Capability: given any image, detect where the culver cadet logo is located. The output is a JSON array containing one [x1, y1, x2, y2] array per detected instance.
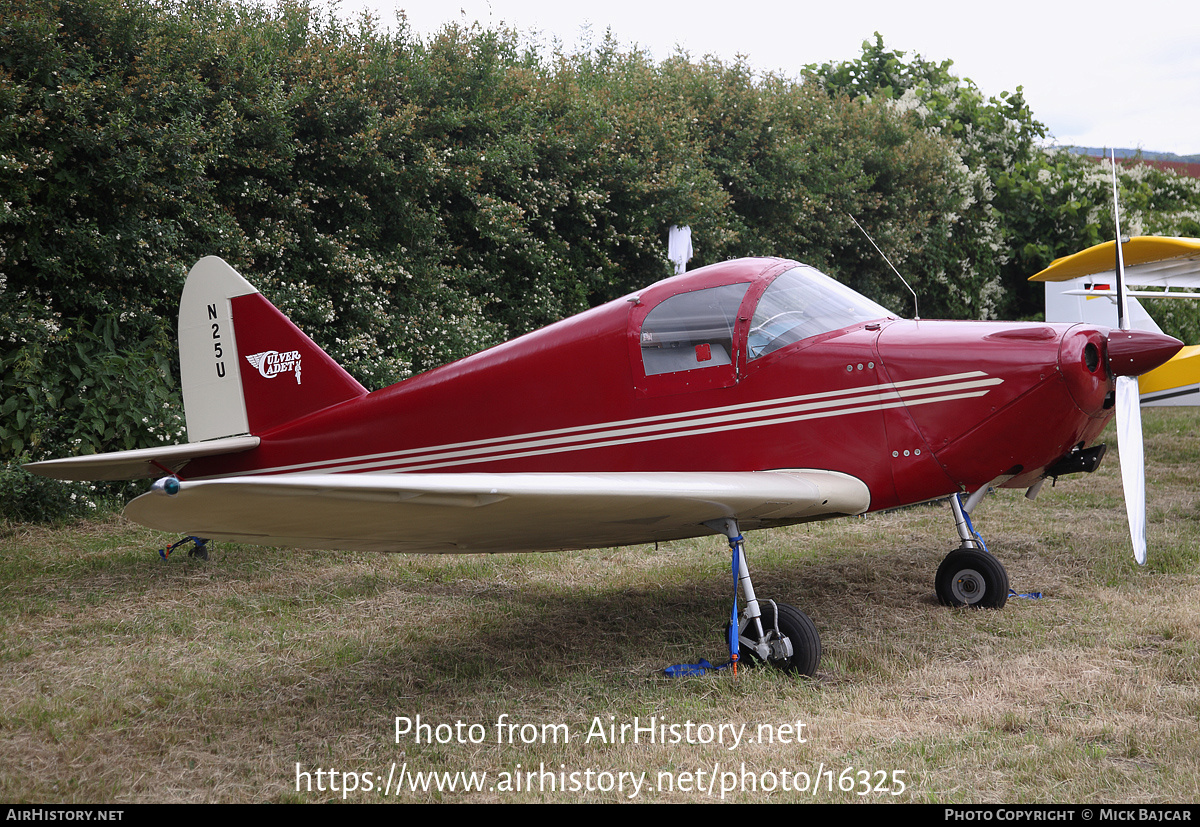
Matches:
[[245, 349, 303, 384]]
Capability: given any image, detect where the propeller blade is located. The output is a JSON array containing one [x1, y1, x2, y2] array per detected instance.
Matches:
[[1109, 149, 1146, 565], [1116, 374, 1147, 565]]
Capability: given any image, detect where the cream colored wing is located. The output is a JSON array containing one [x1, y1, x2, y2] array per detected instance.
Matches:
[[123, 470, 871, 553]]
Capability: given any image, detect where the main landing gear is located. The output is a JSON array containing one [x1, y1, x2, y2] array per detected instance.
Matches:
[[705, 518, 821, 676], [935, 493, 1009, 609]]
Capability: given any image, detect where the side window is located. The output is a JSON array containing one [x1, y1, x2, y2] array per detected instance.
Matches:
[[640, 283, 750, 375]]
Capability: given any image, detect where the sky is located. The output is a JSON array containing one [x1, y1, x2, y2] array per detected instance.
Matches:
[[335, 0, 1200, 156]]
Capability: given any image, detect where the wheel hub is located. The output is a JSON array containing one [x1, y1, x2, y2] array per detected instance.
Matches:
[[935, 546, 1010, 609], [951, 568, 985, 604], [765, 634, 794, 662]]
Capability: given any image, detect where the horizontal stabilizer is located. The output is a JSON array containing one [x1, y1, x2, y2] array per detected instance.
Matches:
[[24, 436, 260, 481], [124, 470, 871, 553]]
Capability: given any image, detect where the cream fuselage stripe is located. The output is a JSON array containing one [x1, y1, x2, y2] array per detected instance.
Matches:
[[201, 371, 1002, 478]]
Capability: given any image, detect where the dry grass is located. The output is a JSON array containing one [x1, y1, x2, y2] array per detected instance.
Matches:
[[1, 409, 1198, 803]]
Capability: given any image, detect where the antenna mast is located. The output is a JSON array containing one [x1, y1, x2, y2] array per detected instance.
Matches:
[[849, 214, 919, 320]]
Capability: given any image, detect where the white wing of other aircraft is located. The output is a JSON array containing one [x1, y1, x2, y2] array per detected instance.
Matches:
[[1031, 237, 1200, 406]]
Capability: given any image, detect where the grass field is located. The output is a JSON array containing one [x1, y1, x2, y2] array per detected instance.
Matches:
[[1, 409, 1198, 803]]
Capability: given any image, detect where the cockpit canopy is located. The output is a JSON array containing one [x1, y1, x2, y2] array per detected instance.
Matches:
[[638, 264, 892, 377], [747, 265, 893, 359]]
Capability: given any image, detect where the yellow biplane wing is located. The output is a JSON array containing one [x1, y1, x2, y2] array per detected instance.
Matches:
[[1030, 236, 1200, 288]]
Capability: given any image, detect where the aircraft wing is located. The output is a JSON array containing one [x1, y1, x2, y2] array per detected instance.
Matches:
[[23, 436, 261, 481], [1029, 236, 1200, 288], [123, 470, 871, 553]]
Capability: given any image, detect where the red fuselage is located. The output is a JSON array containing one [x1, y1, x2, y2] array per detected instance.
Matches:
[[181, 258, 1151, 513]]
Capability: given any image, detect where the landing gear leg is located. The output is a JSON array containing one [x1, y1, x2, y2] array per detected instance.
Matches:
[[705, 518, 821, 676], [950, 490, 993, 551], [937, 494, 1008, 608]]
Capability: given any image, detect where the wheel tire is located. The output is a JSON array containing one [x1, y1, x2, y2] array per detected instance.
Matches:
[[726, 601, 821, 677], [935, 547, 1009, 609]]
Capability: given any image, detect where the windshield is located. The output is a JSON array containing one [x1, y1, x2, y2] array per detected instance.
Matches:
[[748, 266, 892, 359]]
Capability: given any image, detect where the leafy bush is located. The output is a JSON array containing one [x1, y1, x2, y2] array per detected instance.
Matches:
[[1, 312, 182, 460], [0, 458, 94, 523]]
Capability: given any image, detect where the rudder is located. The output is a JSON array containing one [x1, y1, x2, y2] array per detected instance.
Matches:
[[179, 257, 367, 442]]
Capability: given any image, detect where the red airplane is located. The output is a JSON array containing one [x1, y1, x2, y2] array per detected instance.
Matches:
[[27, 255, 1181, 676]]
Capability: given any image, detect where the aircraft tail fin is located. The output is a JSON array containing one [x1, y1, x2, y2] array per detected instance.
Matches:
[[179, 257, 367, 442]]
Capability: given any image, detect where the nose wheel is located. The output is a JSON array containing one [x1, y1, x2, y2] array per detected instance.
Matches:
[[937, 492, 1009, 608], [935, 546, 1009, 608]]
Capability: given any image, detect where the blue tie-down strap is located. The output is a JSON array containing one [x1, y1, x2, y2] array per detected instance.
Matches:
[[729, 536, 741, 667], [664, 659, 734, 677], [1009, 588, 1043, 600]]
